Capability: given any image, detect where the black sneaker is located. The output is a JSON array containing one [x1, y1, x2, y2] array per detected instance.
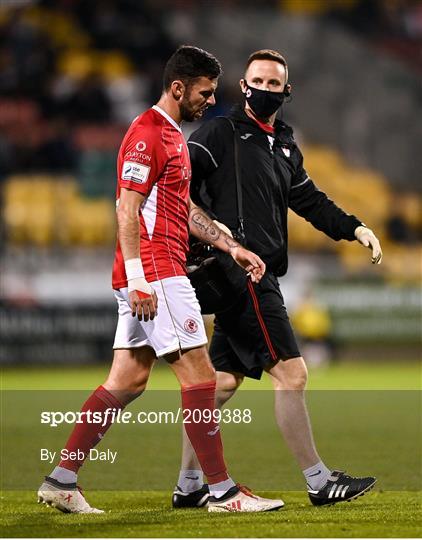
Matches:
[[308, 470, 376, 506], [172, 484, 209, 508]]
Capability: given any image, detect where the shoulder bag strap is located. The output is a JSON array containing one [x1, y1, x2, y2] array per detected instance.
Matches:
[[224, 117, 246, 245]]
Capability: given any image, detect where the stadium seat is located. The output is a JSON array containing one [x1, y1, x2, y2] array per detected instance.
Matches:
[[58, 50, 97, 80], [100, 51, 134, 80], [3, 175, 115, 247], [23, 5, 90, 49]]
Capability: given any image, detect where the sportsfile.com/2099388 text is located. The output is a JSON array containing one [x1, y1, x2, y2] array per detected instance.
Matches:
[[40, 408, 252, 427]]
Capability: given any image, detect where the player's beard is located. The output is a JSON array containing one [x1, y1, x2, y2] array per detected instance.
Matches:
[[179, 97, 197, 122], [180, 92, 206, 122]]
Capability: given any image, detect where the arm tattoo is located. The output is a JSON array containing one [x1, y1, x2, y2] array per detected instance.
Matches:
[[189, 208, 241, 251], [225, 237, 239, 252], [190, 210, 221, 243]]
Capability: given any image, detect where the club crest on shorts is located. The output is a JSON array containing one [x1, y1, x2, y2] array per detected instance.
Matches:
[[184, 319, 198, 334]]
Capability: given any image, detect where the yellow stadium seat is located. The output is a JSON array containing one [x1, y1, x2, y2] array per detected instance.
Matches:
[[23, 6, 90, 48], [282, 0, 358, 14], [58, 50, 97, 80], [100, 51, 134, 80]]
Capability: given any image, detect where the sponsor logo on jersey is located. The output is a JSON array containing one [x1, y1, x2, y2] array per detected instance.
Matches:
[[124, 150, 151, 162], [122, 161, 150, 184], [176, 143, 183, 152], [282, 147, 290, 157], [136, 140, 147, 152], [184, 319, 198, 334], [240, 133, 253, 140]]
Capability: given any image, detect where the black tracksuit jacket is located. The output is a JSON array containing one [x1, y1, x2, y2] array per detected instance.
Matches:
[[189, 105, 362, 277]]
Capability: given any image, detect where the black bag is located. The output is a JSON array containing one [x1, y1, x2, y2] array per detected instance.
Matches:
[[187, 241, 247, 314], [187, 119, 248, 314]]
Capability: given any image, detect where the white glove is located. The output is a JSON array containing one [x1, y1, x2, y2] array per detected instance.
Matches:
[[213, 220, 233, 238], [354, 226, 383, 264]]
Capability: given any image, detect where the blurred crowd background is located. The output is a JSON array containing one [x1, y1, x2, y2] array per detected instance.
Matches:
[[1, 0, 421, 365]]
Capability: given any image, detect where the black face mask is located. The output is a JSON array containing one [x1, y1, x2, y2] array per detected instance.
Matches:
[[243, 82, 285, 118]]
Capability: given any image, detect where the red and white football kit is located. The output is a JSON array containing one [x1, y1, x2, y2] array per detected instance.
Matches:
[[52, 111, 228, 490], [112, 105, 207, 356]]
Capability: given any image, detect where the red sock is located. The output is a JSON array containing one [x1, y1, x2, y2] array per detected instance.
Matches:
[[181, 380, 228, 484], [59, 385, 123, 473]]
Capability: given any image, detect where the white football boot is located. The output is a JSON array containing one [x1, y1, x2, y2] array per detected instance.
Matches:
[[208, 484, 284, 512], [37, 476, 104, 514]]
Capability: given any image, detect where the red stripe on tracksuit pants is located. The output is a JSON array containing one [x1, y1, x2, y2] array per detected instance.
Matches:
[[247, 280, 278, 361]]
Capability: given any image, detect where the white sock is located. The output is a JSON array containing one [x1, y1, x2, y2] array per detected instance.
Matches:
[[303, 461, 332, 491], [177, 469, 203, 493], [49, 466, 77, 485], [209, 477, 236, 498]]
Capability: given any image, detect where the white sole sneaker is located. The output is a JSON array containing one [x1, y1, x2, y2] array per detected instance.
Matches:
[[37, 477, 104, 514], [208, 484, 284, 513]]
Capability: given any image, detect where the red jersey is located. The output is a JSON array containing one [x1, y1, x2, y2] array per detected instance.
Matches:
[[112, 106, 191, 289]]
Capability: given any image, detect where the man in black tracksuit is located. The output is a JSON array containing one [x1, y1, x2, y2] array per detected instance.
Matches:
[[173, 49, 383, 508]]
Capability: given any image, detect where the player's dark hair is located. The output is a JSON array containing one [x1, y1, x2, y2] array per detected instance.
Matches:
[[245, 49, 288, 73], [163, 45, 222, 90]]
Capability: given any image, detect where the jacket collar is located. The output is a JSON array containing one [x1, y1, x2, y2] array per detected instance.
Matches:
[[229, 104, 295, 147]]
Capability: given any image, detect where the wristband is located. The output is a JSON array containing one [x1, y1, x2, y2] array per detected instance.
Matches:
[[125, 258, 145, 280]]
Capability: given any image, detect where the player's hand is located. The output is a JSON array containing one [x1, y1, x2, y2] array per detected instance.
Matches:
[[354, 226, 383, 264], [230, 246, 266, 283], [213, 220, 233, 238], [128, 277, 158, 321]]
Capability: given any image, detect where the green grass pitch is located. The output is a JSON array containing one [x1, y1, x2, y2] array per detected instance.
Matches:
[[1, 361, 421, 538], [2, 491, 421, 538]]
